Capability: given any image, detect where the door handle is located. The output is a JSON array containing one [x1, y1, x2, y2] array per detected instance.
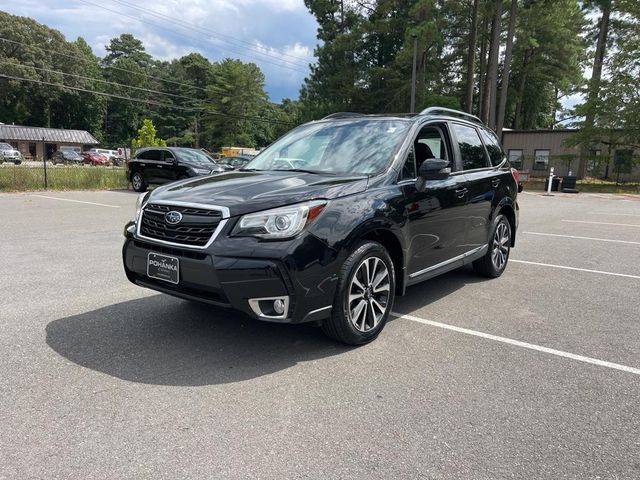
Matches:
[[455, 187, 468, 198], [491, 178, 501, 187]]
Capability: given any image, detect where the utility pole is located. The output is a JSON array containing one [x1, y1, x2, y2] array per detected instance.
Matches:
[[410, 34, 418, 113]]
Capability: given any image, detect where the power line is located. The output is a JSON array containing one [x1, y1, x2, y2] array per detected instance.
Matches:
[[109, 0, 311, 67], [0, 59, 205, 105], [0, 37, 286, 106], [0, 36, 210, 94], [0, 73, 294, 125], [76, 0, 310, 74]]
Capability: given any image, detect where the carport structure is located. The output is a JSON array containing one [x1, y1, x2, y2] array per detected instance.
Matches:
[[0, 124, 99, 160]]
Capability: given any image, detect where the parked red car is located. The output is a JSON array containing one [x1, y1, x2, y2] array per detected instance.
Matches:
[[82, 152, 111, 166]]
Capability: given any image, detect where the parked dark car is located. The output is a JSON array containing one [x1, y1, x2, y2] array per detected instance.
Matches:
[[128, 147, 225, 192], [123, 107, 519, 345], [217, 155, 253, 170], [51, 150, 83, 165]]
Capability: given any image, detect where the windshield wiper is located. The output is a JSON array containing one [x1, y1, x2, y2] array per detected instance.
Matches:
[[239, 167, 262, 171], [269, 168, 336, 175]]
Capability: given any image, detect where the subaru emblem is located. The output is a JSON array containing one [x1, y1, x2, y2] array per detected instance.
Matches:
[[165, 211, 183, 225]]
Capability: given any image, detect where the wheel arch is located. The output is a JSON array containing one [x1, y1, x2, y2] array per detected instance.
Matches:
[[497, 202, 516, 247], [348, 227, 406, 296]]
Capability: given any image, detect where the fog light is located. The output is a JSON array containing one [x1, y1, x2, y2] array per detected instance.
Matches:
[[273, 299, 285, 315]]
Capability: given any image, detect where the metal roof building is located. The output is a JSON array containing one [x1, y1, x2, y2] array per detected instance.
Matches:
[[0, 124, 99, 160], [0, 124, 99, 144]]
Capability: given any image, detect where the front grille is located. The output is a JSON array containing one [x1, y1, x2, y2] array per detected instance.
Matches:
[[139, 203, 224, 247]]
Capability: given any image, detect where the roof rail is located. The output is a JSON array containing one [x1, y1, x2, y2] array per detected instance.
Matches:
[[419, 107, 483, 125], [322, 112, 365, 120]]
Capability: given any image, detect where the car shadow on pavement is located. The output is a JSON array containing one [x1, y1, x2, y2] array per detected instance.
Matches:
[[45, 295, 350, 387], [46, 267, 486, 387], [392, 266, 488, 314]]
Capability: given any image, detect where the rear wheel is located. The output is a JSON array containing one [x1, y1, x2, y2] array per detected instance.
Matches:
[[473, 214, 511, 278], [131, 172, 147, 192], [322, 241, 395, 345]]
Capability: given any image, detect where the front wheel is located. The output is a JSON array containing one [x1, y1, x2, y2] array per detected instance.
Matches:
[[322, 241, 395, 345], [473, 214, 511, 278], [131, 172, 147, 192]]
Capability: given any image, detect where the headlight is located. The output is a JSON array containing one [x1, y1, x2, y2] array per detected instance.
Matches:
[[132, 192, 149, 222], [232, 201, 327, 239]]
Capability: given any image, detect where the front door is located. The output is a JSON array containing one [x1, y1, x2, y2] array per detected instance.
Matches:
[[400, 123, 469, 277]]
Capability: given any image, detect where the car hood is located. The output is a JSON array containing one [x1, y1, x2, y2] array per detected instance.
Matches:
[[149, 171, 369, 217]]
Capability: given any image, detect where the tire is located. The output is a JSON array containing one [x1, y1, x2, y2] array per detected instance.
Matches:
[[322, 241, 396, 345], [131, 172, 147, 192], [473, 213, 511, 278], [14, 160, 21, 165]]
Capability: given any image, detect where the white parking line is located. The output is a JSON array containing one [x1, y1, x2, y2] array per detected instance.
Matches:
[[392, 312, 640, 376], [511, 259, 640, 279], [562, 220, 640, 228], [31, 194, 120, 208], [522, 231, 640, 245], [589, 212, 640, 217]]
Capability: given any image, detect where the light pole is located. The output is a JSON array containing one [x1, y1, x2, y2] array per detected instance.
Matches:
[[410, 33, 418, 113]]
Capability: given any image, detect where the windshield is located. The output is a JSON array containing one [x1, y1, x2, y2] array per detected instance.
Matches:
[[175, 149, 216, 166], [64, 151, 81, 159], [0, 143, 13, 150], [244, 119, 410, 175]]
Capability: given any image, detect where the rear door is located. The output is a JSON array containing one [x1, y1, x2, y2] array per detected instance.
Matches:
[[450, 122, 496, 250], [399, 122, 470, 277]]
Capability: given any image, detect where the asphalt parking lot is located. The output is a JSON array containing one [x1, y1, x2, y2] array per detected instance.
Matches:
[[1, 189, 639, 479]]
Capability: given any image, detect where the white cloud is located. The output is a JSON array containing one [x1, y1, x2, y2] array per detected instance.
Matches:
[[2, 0, 318, 100]]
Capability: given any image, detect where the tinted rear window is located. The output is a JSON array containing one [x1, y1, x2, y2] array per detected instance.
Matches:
[[452, 123, 489, 170]]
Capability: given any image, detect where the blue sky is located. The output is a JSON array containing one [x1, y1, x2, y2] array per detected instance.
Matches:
[[2, 0, 318, 102]]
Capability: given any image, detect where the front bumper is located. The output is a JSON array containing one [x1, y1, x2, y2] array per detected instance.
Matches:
[[122, 224, 340, 324]]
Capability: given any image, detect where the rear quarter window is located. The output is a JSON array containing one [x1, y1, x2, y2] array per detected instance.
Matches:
[[479, 129, 505, 166]]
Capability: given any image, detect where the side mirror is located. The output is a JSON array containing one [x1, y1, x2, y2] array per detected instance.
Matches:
[[416, 159, 450, 191], [418, 158, 450, 180]]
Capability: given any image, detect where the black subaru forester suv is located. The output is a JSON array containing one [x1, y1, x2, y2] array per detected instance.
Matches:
[[123, 107, 519, 345]]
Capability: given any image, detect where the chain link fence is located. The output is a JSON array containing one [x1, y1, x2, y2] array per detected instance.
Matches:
[[0, 162, 129, 191]]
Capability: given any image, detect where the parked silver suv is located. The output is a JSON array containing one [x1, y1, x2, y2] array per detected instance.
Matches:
[[0, 142, 22, 164]]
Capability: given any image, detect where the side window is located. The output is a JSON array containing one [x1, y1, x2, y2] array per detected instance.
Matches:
[[479, 129, 505, 166], [162, 151, 175, 163], [399, 124, 449, 181], [145, 149, 161, 161], [452, 123, 490, 170]]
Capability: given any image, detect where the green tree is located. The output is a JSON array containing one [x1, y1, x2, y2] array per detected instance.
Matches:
[[101, 34, 153, 147], [131, 118, 167, 150], [202, 58, 269, 149]]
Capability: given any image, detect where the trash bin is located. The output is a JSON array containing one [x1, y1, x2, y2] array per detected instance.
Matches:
[[561, 176, 578, 193], [544, 177, 561, 191]]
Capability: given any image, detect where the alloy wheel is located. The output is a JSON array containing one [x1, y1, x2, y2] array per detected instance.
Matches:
[[132, 174, 142, 190], [348, 256, 391, 332], [492, 221, 510, 271]]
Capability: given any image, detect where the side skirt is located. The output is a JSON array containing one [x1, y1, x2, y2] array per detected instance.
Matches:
[[405, 245, 488, 286]]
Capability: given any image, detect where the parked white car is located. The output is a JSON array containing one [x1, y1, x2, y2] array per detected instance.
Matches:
[[0, 142, 22, 164]]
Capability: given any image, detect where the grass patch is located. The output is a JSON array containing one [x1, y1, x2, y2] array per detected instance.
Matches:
[[524, 177, 640, 194], [0, 165, 129, 192]]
